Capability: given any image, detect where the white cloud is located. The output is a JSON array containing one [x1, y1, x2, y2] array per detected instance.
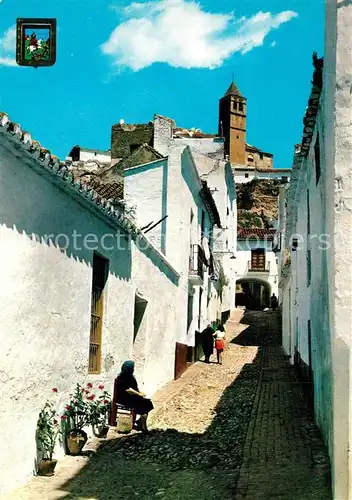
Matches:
[[102, 0, 298, 71], [0, 26, 17, 67]]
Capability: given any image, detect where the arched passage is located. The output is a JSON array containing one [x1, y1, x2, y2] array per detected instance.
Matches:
[[235, 277, 271, 310]]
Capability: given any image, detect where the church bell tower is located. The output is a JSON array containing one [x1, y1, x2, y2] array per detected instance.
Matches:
[[218, 82, 247, 165]]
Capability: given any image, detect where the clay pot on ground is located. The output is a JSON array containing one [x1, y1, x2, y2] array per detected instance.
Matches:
[[65, 429, 88, 455], [93, 425, 109, 438], [37, 459, 58, 476]]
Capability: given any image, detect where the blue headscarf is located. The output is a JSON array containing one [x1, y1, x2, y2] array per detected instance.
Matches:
[[119, 360, 135, 376]]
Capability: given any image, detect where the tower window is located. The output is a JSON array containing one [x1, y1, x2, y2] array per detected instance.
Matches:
[[239, 103, 244, 112], [232, 101, 237, 111], [248, 156, 254, 163]]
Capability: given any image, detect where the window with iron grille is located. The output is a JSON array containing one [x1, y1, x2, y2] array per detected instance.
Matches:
[[89, 253, 108, 374]]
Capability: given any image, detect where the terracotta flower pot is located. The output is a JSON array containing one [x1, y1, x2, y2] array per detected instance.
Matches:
[[65, 429, 88, 456], [37, 459, 58, 476]]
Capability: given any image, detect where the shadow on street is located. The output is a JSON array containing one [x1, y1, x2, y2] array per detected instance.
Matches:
[[52, 312, 329, 500]]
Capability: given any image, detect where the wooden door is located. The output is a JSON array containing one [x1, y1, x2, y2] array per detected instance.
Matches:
[[251, 249, 265, 271]]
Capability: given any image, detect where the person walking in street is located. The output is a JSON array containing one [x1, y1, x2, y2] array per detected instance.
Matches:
[[270, 293, 278, 311], [201, 324, 214, 363], [110, 360, 154, 432], [214, 324, 225, 364]]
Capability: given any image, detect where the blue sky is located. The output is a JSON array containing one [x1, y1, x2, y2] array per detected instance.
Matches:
[[0, 0, 324, 168]]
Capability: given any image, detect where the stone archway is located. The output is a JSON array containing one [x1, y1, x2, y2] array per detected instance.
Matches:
[[236, 277, 271, 310]]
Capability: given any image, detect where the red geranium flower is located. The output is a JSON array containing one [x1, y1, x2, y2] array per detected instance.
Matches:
[[87, 394, 96, 401], [87, 382, 93, 389], [52, 388, 58, 393], [65, 405, 71, 410], [85, 389, 90, 394], [103, 400, 109, 404], [98, 384, 104, 390], [61, 415, 67, 420], [80, 387, 85, 392]]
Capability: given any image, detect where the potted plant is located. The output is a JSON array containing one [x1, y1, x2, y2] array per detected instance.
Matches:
[[62, 383, 90, 455], [87, 384, 111, 438], [36, 397, 62, 476]]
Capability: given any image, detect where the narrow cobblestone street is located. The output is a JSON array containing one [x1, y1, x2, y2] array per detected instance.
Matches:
[[4, 310, 332, 500]]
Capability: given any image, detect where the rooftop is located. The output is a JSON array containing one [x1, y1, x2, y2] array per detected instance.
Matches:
[[173, 127, 219, 139], [69, 145, 111, 155], [0, 111, 180, 280], [0, 111, 134, 232], [246, 143, 273, 157], [224, 81, 242, 98], [237, 228, 276, 240]]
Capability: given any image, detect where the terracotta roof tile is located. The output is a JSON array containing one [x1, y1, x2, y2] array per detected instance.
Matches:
[[237, 228, 276, 240], [91, 181, 123, 200]]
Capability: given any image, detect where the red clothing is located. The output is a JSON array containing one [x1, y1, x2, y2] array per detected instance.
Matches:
[[215, 339, 224, 350]]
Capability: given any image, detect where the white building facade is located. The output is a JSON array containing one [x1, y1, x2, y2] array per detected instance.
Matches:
[[0, 115, 181, 494], [233, 166, 291, 184], [235, 228, 278, 309], [278, 1, 352, 497], [158, 117, 237, 317], [123, 141, 223, 375]]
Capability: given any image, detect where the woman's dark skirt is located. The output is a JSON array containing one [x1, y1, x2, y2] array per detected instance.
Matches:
[[123, 395, 154, 415]]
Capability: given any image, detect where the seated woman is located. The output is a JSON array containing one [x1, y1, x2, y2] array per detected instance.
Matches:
[[110, 360, 154, 432]]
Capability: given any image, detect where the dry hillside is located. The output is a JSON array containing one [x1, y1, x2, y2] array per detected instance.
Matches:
[[236, 179, 281, 228]]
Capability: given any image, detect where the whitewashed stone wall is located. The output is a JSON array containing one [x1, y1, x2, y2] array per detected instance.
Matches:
[[174, 146, 237, 312], [124, 143, 219, 348], [0, 140, 179, 494], [233, 168, 291, 184], [79, 149, 111, 163], [124, 159, 168, 253], [280, 2, 352, 497], [324, 1, 352, 497], [174, 137, 225, 158]]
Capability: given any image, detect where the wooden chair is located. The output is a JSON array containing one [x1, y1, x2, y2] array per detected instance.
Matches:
[[115, 403, 136, 433]]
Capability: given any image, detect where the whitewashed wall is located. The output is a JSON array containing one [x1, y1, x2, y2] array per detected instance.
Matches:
[[280, 2, 352, 495], [233, 169, 291, 184], [174, 137, 224, 158], [0, 142, 179, 494], [324, 1, 352, 497], [124, 143, 218, 347], [79, 150, 111, 163], [124, 159, 167, 253], [177, 150, 237, 312]]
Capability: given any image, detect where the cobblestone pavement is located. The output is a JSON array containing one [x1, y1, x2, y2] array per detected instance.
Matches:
[[234, 312, 331, 500], [3, 310, 332, 500]]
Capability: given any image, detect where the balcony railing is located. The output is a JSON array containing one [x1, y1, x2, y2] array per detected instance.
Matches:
[[247, 260, 270, 273], [189, 244, 206, 284]]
